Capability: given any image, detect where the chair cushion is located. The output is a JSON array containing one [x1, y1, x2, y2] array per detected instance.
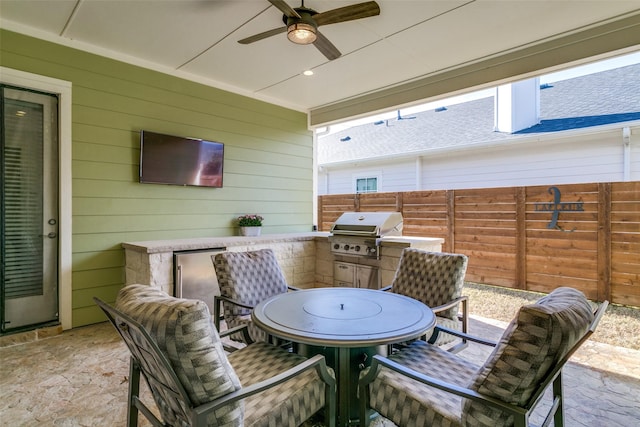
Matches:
[[229, 342, 331, 427], [366, 340, 477, 427], [214, 249, 289, 342], [214, 249, 288, 316], [116, 284, 244, 426], [462, 287, 595, 426], [391, 249, 468, 320]]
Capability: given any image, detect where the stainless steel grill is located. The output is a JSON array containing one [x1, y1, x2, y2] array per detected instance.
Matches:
[[329, 212, 403, 258]]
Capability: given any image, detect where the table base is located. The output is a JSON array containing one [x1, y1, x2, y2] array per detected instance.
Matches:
[[297, 343, 388, 427]]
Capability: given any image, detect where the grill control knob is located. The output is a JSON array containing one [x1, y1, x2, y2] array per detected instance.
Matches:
[[333, 244, 340, 250], [344, 244, 350, 250], [355, 245, 361, 252]]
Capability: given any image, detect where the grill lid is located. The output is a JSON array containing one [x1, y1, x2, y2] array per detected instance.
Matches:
[[330, 212, 403, 237]]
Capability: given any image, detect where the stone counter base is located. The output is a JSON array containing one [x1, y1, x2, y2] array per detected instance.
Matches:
[[123, 233, 443, 297]]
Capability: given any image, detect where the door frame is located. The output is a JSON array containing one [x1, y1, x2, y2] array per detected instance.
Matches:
[[1, 66, 72, 330]]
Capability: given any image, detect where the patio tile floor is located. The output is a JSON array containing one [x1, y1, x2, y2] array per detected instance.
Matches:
[[1, 315, 638, 426]]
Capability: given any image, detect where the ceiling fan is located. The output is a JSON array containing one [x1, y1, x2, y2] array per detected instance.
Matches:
[[238, 0, 381, 60]]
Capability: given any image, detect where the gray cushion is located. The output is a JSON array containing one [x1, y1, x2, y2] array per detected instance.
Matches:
[[391, 249, 468, 347], [462, 287, 595, 426], [391, 249, 468, 320], [228, 342, 330, 427], [116, 284, 244, 426], [366, 340, 476, 427], [213, 249, 288, 342]]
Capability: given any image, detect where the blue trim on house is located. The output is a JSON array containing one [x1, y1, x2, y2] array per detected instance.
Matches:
[[516, 112, 640, 133]]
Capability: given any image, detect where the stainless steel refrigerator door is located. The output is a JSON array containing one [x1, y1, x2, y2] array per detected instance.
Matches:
[[174, 248, 225, 313]]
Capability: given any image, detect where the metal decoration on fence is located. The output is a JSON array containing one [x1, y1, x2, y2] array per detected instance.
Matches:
[[534, 186, 584, 232]]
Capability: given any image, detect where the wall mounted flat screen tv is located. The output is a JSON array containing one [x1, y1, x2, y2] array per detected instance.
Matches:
[[139, 130, 224, 188]]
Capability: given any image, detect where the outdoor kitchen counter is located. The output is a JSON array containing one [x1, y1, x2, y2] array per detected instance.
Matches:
[[121, 233, 441, 254], [122, 232, 444, 299]]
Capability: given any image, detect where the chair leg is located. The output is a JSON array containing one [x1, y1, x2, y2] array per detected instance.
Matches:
[[213, 297, 222, 331], [446, 299, 470, 353], [553, 374, 565, 427], [359, 384, 372, 427], [460, 298, 469, 345], [127, 357, 141, 427], [325, 383, 336, 427]]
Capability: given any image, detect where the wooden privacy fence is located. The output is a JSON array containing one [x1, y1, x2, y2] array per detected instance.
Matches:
[[318, 182, 640, 306]]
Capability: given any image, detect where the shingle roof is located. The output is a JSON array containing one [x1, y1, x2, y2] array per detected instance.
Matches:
[[318, 63, 640, 165]]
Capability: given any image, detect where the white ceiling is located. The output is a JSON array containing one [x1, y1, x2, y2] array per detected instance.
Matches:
[[2, 0, 640, 126]]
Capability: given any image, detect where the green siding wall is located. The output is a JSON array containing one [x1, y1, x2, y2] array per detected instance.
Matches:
[[1, 30, 313, 327]]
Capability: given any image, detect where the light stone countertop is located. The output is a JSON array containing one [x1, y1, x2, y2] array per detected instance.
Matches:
[[122, 232, 330, 254], [122, 232, 443, 254]]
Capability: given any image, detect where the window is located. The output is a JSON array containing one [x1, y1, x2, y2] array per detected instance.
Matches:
[[356, 177, 377, 193]]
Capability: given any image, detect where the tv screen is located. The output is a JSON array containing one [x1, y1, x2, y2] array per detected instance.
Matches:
[[139, 130, 224, 188]]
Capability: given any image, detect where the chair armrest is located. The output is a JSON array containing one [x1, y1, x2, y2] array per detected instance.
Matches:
[[219, 324, 254, 347], [192, 354, 336, 417], [360, 355, 527, 418], [429, 325, 497, 347], [430, 295, 468, 314], [214, 295, 255, 310], [213, 295, 256, 332]]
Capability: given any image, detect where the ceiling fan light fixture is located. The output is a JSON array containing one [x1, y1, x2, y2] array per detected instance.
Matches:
[[287, 22, 317, 44]]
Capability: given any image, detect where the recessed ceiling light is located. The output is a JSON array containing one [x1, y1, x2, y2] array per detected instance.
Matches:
[[303, 70, 314, 76]]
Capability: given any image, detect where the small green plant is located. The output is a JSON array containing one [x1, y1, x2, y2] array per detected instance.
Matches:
[[237, 214, 263, 227]]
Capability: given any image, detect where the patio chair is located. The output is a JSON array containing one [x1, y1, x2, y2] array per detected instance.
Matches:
[[95, 284, 336, 427], [213, 248, 298, 343], [359, 287, 608, 427], [382, 248, 469, 352]]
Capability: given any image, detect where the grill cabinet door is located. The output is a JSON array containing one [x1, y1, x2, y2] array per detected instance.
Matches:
[[334, 261, 355, 287]]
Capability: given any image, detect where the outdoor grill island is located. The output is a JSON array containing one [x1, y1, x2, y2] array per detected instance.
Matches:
[[328, 212, 443, 289]]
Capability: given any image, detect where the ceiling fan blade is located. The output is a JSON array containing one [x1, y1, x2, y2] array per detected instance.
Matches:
[[314, 1, 380, 26], [313, 31, 341, 60], [268, 0, 301, 18], [238, 26, 287, 44]]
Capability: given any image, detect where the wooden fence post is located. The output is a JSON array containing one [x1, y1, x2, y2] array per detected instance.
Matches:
[[317, 195, 323, 231], [396, 192, 403, 212], [516, 187, 527, 290], [597, 182, 612, 302], [446, 190, 455, 253]]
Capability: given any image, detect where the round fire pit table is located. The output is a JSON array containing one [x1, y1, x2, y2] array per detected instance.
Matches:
[[252, 287, 435, 427]]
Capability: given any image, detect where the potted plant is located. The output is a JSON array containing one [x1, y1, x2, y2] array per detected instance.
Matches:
[[237, 214, 264, 236]]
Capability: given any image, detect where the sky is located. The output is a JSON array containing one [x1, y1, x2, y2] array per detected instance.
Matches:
[[321, 51, 640, 135]]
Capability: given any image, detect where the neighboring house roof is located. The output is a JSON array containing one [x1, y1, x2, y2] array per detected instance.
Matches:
[[318, 63, 640, 165]]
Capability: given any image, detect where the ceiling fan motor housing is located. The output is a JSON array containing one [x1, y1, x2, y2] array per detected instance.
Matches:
[[284, 8, 317, 26]]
